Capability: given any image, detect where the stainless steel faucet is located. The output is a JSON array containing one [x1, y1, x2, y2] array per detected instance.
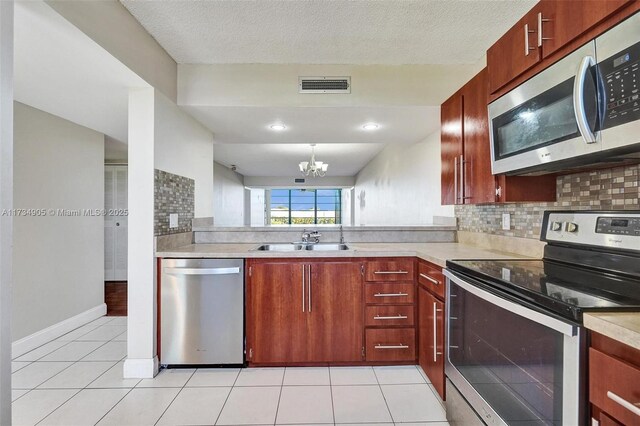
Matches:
[[301, 229, 321, 244], [339, 225, 345, 244]]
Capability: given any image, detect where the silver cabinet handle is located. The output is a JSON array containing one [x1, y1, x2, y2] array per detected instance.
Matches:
[[374, 315, 408, 320], [524, 23, 536, 56], [308, 264, 312, 313], [163, 267, 240, 275], [454, 157, 458, 204], [573, 55, 597, 144], [420, 273, 439, 285], [607, 391, 640, 417], [374, 270, 408, 274], [537, 12, 551, 47], [433, 302, 437, 362], [302, 264, 305, 313], [374, 292, 409, 297], [459, 154, 465, 202], [375, 344, 409, 349]]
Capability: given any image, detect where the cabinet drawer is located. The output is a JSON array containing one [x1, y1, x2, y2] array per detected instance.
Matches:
[[589, 348, 640, 426], [365, 283, 415, 305], [418, 261, 445, 299], [365, 305, 414, 327], [365, 259, 415, 282], [366, 328, 416, 362]]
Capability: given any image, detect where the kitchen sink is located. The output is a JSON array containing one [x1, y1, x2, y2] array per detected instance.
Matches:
[[305, 243, 350, 251], [253, 244, 306, 251], [253, 243, 350, 251]]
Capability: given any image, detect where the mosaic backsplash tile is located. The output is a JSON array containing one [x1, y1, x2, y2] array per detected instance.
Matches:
[[455, 164, 640, 239], [154, 169, 194, 236]]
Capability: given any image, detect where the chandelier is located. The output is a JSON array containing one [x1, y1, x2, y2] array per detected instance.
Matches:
[[299, 144, 328, 177]]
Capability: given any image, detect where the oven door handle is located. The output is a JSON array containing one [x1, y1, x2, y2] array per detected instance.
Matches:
[[443, 269, 577, 336], [573, 55, 597, 144]]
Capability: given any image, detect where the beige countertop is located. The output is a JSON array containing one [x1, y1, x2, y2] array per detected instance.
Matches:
[[584, 312, 640, 351], [156, 242, 529, 268]]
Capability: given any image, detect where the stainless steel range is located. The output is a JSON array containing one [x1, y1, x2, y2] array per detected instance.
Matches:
[[444, 210, 640, 426]]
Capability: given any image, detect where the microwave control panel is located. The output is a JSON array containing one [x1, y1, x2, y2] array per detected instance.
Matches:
[[599, 40, 640, 129]]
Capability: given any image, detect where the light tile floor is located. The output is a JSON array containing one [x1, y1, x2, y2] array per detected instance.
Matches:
[[11, 316, 449, 426]]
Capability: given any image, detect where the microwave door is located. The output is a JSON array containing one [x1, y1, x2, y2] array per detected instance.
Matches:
[[489, 42, 600, 175]]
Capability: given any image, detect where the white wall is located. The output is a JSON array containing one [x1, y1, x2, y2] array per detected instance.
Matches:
[[0, 2, 13, 421], [354, 130, 454, 225], [154, 90, 214, 218], [213, 162, 245, 226], [12, 102, 104, 341]]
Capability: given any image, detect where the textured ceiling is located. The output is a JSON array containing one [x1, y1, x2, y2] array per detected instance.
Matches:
[[121, 0, 538, 65], [214, 143, 386, 177]]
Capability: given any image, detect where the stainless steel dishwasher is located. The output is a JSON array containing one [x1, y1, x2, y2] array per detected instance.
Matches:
[[161, 258, 244, 366]]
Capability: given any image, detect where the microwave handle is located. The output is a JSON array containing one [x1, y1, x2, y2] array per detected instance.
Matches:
[[573, 55, 597, 144]]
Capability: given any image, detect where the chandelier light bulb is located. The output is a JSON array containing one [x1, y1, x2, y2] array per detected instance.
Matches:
[[299, 145, 328, 177]]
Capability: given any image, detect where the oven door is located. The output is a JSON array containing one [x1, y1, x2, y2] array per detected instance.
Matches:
[[489, 42, 600, 175], [444, 270, 583, 426]]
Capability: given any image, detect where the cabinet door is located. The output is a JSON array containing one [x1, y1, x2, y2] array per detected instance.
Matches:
[[308, 262, 363, 362], [461, 69, 496, 204], [247, 262, 308, 363], [440, 94, 463, 205], [539, 0, 630, 58], [418, 287, 445, 399], [487, 7, 540, 94]]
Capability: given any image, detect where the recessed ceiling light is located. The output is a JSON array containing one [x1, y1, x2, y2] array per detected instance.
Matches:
[[269, 123, 286, 131], [362, 123, 379, 131]]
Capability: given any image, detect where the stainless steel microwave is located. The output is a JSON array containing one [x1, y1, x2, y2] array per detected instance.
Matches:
[[489, 12, 640, 175]]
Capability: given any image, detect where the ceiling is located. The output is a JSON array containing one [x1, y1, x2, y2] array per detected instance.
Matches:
[[14, 1, 148, 145], [184, 106, 440, 144], [121, 0, 537, 65], [215, 143, 386, 177]]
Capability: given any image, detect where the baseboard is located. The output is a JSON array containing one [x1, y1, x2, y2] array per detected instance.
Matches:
[[123, 356, 159, 379], [12, 303, 107, 358]]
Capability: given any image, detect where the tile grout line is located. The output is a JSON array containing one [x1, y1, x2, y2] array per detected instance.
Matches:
[[328, 367, 336, 425], [153, 367, 197, 425], [213, 367, 242, 425], [33, 319, 128, 425], [372, 367, 396, 424], [272, 367, 286, 426]]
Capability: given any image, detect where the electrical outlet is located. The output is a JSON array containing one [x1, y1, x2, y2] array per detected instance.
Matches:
[[502, 213, 511, 230], [169, 213, 178, 228]]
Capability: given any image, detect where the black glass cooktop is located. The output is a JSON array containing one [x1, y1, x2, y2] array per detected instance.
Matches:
[[446, 258, 640, 321]]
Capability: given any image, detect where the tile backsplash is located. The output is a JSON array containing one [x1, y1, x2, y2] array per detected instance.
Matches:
[[456, 164, 640, 239], [154, 169, 194, 236]]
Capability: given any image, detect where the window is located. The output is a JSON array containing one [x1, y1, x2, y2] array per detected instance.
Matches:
[[269, 189, 341, 225]]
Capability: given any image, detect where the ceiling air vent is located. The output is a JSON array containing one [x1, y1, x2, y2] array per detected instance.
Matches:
[[299, 76, 351, 94]]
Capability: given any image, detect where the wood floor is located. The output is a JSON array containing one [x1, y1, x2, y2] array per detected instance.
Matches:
[[105, 281, 127, 316]]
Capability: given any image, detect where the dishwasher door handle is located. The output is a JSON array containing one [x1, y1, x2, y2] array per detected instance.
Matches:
[[163, 267, 241, 275]]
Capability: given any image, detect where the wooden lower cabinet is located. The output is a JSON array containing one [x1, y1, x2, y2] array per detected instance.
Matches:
[[246, 259, 363, 364], [589, 332, 640, 425], [418, 283, 445, 399], [365, 328, 416, 362]]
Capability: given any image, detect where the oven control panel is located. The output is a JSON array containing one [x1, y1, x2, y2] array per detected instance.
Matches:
[[596, 216, 640, 236], [543, 211, 640, 250]]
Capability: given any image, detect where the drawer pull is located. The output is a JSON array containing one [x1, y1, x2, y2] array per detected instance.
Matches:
[[374, 292, 409, 297], [607, 391, 640, 417], [374, 315, 408, 320], [374, 270, 409, 275], [375, 344, 409, 349], [420, 273, 439, 285]]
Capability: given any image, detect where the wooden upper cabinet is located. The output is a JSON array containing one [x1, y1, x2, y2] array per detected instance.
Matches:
[[440, 93, 463, 205], [460, 69, 496, 204], [487, 6, 541, 94], [538, 0, 630, 58]]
